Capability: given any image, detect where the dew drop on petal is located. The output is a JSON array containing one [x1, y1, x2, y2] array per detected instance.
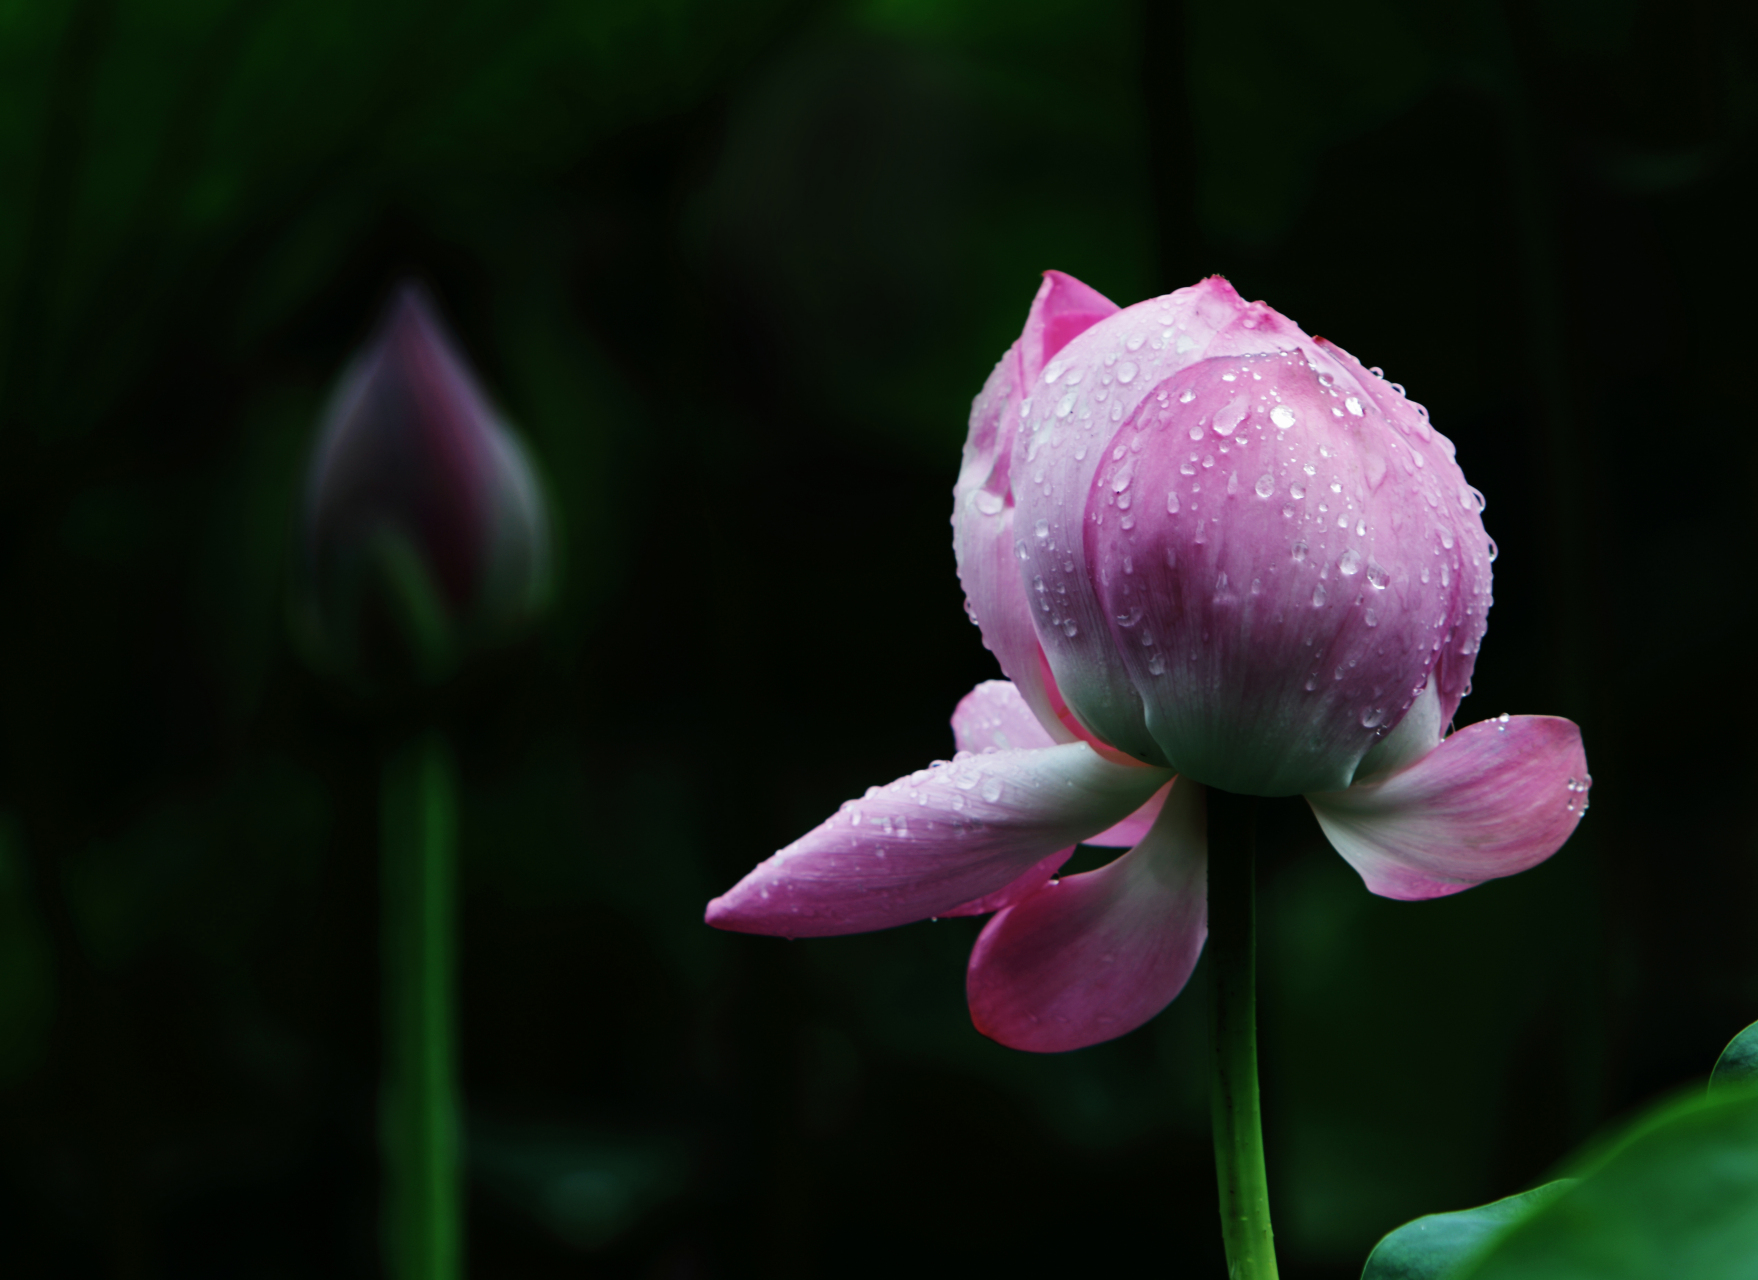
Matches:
[[1339, 549, 1362, 576], [1255, 473, 1275, 498], [1271, 404, 1296, 429]]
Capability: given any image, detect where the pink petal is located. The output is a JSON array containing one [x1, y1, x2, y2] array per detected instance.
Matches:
[[1306, 715, 1589, 901], [706, 745, 1173, 937], [1020, 270, 1120, 385], [939, 848, 1073, 918], [1010, 275, 1493, 793], [951, 680, 1058, 755], [953, 274, 1118, 747], [966, 778, 1208, 1053], [1086, 779, 1172, 847]]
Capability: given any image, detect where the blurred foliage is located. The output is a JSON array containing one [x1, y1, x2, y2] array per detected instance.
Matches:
[[0, 0, 1752, 1276]]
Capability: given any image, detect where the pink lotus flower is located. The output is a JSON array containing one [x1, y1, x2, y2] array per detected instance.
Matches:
[[708, 273, 1589, 1052]]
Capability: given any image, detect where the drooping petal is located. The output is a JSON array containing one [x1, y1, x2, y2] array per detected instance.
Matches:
[[1086, 779, 1172, 847], [954, 680, 1167, 846], [1352, 676, 1443, 783], [939, 848, 1073, 918], [706, 745, 1173, 937], [1307, 715, 1589, 901], [966, 778, 1208, 1053], [953, 274, 1119, 745]]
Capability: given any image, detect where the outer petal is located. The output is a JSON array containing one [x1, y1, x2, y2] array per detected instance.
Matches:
[[1306, 715, 1589, 901], [706, 745, 1173, 937], [967, 778, 1208, 1053], [1011, 277, 1300, 763], [1086, 779, 1171, 847], [939, 848, 1073, 918], [954, 273, 1119, 744], [1093, 348, 1482, 795]]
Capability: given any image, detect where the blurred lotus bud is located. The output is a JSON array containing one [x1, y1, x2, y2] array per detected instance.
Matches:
[[297, 283, 551, 684]]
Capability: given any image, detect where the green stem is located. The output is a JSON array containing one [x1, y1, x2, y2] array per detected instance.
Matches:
[[381, 733, 463, 1280], [1207, 788, 1278, 1280]]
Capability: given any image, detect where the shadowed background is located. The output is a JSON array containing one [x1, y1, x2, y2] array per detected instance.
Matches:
[[0, 0, 1752, 1275]]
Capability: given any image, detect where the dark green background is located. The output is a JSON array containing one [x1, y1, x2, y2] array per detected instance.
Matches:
[[0, 0, 1750, 1275]]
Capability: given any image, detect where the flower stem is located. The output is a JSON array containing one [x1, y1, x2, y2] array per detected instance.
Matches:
[[1207, 788, 1278, 1279], [380, 733, 463, 1280]]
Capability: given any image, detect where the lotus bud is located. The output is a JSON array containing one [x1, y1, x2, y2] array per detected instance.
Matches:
[[297, 283, 550, 683]]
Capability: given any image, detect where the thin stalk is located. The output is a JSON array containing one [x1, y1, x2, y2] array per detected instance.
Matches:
[[1208, 789, 1277, 1280], [380, 733, 463, 1280]]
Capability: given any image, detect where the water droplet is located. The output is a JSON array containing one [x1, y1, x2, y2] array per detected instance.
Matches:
[[1116, 361, 1139, 385], [1055, 393, 1076, 419], [1304, 675, 1319, 691], [1179, 387, 1196, 403], [1227, 471, 1240, 495], [980, 777, 1004, 803], [1271, 404, 1296, 429], [1180, 461, 1196, 476], [1255, 473, 1275, 498], [1345, 396, 1364, 416], [973, 490, 1003, 515], [1213, 397, 1248, 436], [1311, 583, 1328, 607], [1366, 560, 1389, 589], [1487, 538, 1499, 563], [1361, 706, 1384, 728], [1126, 333, 1145, 352], [1339, 549, 1363, 576], [1034, 519, 1049, 538], [1292, 539, 1308, 563], [1364, 608, 1378, 627], [1420, 567, 1430, 584], [1291, 483, 1306, 499], [1044, 360, 1067, 383], [1015, 539, 1031, 561], [1062, 618, 1078, 637], [1202, 455, 1215, 469], [1303, 463, 1316, 476], [1166, 491, 1181, 514], [1148, 652, 1166, 675]]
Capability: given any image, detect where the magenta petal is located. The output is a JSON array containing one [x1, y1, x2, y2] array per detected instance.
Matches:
[[966, 779, 1208, 1052], [1086, 779, 1172, 847], [952, 679, 1058, 754], [1307, 714, 1590, 901], [939, 848, 1073, 917], [953, 274, 1118, 746], [706, 744, 1173, 937]]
